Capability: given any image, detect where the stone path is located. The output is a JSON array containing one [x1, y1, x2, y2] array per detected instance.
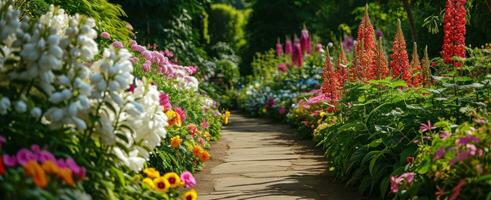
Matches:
[[195, 113, 363, 200]]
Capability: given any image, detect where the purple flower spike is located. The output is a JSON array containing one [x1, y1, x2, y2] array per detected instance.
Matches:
[[300, 25, 312, 54]]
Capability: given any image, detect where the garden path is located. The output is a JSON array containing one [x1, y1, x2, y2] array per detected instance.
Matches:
[[195, 113, 363, 200]]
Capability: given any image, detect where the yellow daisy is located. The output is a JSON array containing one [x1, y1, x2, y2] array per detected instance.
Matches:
[[183, 189, 198, 200], [163, 172, 181, 188], [153, 177, 170, 193]]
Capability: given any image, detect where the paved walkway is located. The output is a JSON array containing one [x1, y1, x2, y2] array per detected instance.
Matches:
[[195, 113, 363, 200]]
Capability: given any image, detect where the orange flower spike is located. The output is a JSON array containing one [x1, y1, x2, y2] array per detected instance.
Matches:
[[390, 19, 411, 83], [41, 160, 60, 174], [24, 160, 49, 188], [57, 168, 75, 186], [375, 38, 389, 79]]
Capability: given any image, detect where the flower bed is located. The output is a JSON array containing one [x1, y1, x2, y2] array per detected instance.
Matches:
[[239, 2, 491, 199], [0, 2, 225, 199]]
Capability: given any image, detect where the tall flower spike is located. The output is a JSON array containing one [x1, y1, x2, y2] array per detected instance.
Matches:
[[276, 38, 283, 57], [422, 46, 432, 86], [336, 43, 349, 85], [300, 25, 312, 54], [349, 41, 359, 82], [356, 4, 377, 80], [292, 35, 303, 67], [390, 19, 411, 84], [410, 42, 423, 87], [375, 38, 389, 79], [285, 36, 293, 56], [442, 0, 467, 67], [321, 47, 340, 100]]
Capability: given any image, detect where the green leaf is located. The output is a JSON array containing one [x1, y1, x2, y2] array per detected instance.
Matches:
[[368, 138, 383, 148]]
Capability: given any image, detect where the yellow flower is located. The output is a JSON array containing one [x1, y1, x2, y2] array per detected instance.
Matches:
[[183, 189, 198, 200], [153, 177, 170, 193], [166, 110, 182, 127], [143, 177, 155, 189], [170, 136, 182, 149], [319, 111, 327, 117], [144, 168, 160, 179], [163, 172, 181, 188], [204, 131, 211, 141], [166, 110, 176, 119]]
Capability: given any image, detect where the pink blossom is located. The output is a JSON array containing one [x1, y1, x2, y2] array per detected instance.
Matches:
[[315, 43, 323, 52], [159, 93, 172, 111], [131, 44, 146, 53], [100, 32, 111, 39], [198, 137, 205, 145], [434, 147, 446, 160], [164, 50, 174, 58], [400, 172, 415, 183], [142, 51, 154, 61], [186, 66, 198, 75], [420, 120, 436, 133], [180, 171, 196, 188], [37, 151, 55, 163], [3, 154, 17, 167], [175, 107, 186, 123], [278, 63, 288, 72], [143, 60, 152, 72], [66, 157, 86, 178], [279, 107, 287, 115], [112, 41, 124, 49], [202, 120, 209, 129], [129, 57, 139, 64], [439, 131, 451, 139], [56, 158, 67, 168], [390, 176, 402, 193], [457, 135, 480, 145], [16, 148, 37, 165]]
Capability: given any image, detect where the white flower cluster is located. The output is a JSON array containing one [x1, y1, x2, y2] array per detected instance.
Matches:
[[0, 2, 168, 172]]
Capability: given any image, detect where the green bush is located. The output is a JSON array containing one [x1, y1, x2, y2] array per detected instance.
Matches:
[[208, 3, 249, 51]]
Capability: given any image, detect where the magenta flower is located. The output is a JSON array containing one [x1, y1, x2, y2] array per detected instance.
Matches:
[[112, 41, 124, 49], [30, 144, 41, 152], [37, 151, 55, 163], [129, 57, 139, 64], [434, 147, 446, 160], [276, 39, 283, 57], [56, 158, 67, 168], [277, 63, 288, 72], [292, 37, 303, 66], [285, 37, 293, 55], [450, 151, 472, 165], [3, 154, 17, 167], [65, 157, 86, 178], [279, 107, 287, 115], [201, 120, 209, 129], [420, 120, 436, 133], [142, 60, 152, 72], [100, 32, 111, 39], [342, 35, 354, 52], [16, 148, 37, 166], [457, 135, 480, 145], [300, 26, 312, 54], [164, 50, 174, 58], [159, 93, 172, 111], [142, 51, 154, 61], [186, 66, 198, 75], [180, 171, 196, 188]]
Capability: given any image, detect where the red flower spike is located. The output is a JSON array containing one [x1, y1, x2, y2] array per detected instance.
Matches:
[[321, 48, 340, 101], [356, 5, 377, 81], [375, 38, 389, 79], [390, 19, 411, 84], [442, 0, 466, 67], [410, 42, 424, 87]]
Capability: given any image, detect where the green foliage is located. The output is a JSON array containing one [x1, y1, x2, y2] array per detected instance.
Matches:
[[208, 3, 249, 51]]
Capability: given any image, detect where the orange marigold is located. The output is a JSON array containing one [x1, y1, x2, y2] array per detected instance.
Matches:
[[24, 160, 48, 188]]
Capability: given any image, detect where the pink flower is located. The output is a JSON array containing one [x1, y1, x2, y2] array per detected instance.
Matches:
[[400, 172, 415, 184], [180, 171, 196, 188], [201, 120, 209, 129], [175, 107, 186, 123], [434, 147, 446, 160], [420, 120, 436, 133], [30, 144, 41, 152], [164, 50, 174, 58], [186, 66, 198, 75], [159, 93, 172, 111], [112, 41, 124, 49], [100, 32, 111, 39], [279, 107, 287, 115], [66, 158, 86, 178], [131, 44, 146, 53], [439, 131, 451, 139], [129, 57, 139, 64], [456, 135, 480, 145], [278, 63, 288, 72], [390, 176, 402, 193], [143, 61, 152, 72], [142, 51, 154, 61], [37, 151, 55, 163], [198, 137, 205, 145], [315, 43, 323, 52], [16, 148, 37, 166], [56, 158, 67, 168], [3, 154, 17, 167]]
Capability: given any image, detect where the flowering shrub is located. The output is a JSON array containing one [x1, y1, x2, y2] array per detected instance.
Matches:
[[0, 1, 224, 199]]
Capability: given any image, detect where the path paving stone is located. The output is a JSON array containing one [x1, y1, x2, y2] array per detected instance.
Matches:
[[195, 113, 364, 200]]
